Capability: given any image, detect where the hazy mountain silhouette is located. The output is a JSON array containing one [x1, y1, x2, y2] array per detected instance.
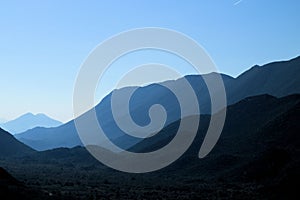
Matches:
[[0, 118, 7, 124], [15, 121, 81, 151], [0, 128, 34, 157], [15, 56, 300, 151], [4, 94, 299, 199], [0, 113, 62, 134]]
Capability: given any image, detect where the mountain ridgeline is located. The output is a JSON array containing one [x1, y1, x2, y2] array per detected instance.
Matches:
[[0, 128, 34, 157], [1, 56, 299, 199], [1, 94, 299, 199], [0, 113, 62, 134], [15, 56, 300, 151]]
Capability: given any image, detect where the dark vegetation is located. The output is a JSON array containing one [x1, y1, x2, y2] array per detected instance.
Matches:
[[0, 94, 299, 199]]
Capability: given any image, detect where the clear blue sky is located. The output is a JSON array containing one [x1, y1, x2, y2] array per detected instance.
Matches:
[[0, 0, 299, 122]]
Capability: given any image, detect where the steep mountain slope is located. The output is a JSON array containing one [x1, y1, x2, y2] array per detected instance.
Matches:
[[0, 167, 54, 200], [0, 128, 35, 157], [16, 56, 300, 151], [0, 167, 22, 199], [227, 56, 300, 104], [131, 94, 300, 155], [1, 113, 62, 134], [130, 94, 300, 199], [14, 73, 232, 151], [4, 94, 300, 200], [15, 121, 81, 151], [0, 167, 19, 185]]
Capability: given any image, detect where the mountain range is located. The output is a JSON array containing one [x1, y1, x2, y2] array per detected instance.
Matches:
[[15, 56, 300, 151], [1, 94, 299, 199], [0, 118, 7, 124], [0, 53, 299, 199], [0, 128, 34, 158], [0, 113, 62, 134]]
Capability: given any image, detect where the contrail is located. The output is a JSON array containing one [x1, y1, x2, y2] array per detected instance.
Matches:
[[234, 0, 243, 6]]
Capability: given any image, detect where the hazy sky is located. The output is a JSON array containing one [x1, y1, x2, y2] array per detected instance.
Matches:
[[0, 0, 299, 122]]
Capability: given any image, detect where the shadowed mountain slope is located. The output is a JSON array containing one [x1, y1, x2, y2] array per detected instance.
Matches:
[[0, 128, 35, 158], [3, 94, 299, 199], [15, 56, 300, 151]]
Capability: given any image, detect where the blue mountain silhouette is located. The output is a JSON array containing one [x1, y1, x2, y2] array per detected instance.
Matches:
[[1, 113, 62, 134], [15, 56, 300, 151]]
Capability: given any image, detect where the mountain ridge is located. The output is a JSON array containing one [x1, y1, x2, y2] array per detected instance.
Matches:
[[0, 128, 35, 157], [0, 112, 62, 134], [3, 94, 299, 199], [15, 56, 300, 151]]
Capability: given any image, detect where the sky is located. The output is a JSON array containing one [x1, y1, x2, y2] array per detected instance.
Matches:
[[0, 0, 299, 122]]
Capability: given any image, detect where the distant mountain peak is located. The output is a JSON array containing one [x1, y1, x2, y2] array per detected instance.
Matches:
[[22, 112, 44, 117], [0, 113, 62, 134]]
